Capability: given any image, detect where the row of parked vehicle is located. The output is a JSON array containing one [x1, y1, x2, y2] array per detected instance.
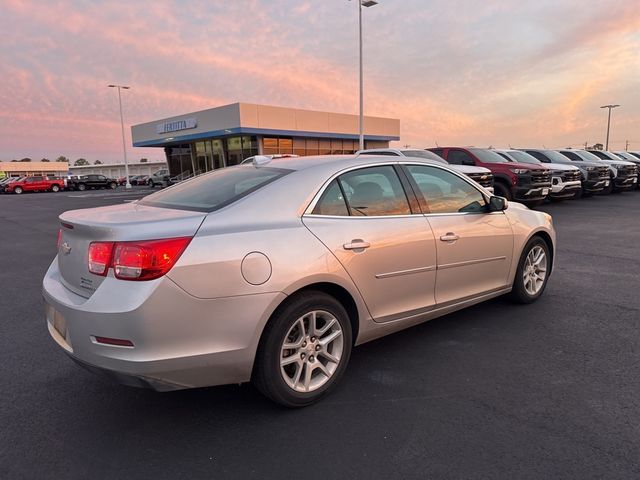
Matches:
[[357, 147, 640, 207], [0, 174, 122, 194], [0, 170, 174, 194]]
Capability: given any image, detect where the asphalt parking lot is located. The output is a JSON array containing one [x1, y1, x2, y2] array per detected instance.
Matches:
[[1, 188, 640, 479]]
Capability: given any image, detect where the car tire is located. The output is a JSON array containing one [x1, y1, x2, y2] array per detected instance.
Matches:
[[51, 185, 60, 192], [77, 184, 86, 191], [510, 236, 551, 304], [14, 186, 23, 195], [148, 180, 154, 188], [493, 182, 512, 201], [253, 291, 353, 407], [109, 182, 117, 189]]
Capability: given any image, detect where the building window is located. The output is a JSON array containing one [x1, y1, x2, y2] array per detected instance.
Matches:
[[319, 139, 331, 155]]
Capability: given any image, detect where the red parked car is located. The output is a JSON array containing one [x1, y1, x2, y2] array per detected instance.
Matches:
[[429, 147, 552, 206], [4, 176, 65, 194]]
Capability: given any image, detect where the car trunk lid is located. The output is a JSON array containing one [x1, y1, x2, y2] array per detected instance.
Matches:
[[57, 202, 206, 298]]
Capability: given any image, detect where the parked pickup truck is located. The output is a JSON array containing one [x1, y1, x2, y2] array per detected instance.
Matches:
[[429, 147, 552, 207], [4, 176, 65, 194], [356, 148, 495, 192], [67, 174, 118, 191]]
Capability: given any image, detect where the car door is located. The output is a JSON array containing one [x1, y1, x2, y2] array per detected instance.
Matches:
[[303, 164, 438, 323], [402, 164, 513, 305], [26, 176, 42, 191]]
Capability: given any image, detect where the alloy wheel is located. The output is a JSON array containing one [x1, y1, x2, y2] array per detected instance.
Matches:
[[280, 310, 344, 393], [523, 245, 547, 296]]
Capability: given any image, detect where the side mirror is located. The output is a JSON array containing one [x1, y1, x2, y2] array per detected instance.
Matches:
[[488, 196, 508, 212]]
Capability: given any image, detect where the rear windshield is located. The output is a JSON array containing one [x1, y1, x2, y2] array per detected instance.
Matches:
[[139, 165, 292, 212]]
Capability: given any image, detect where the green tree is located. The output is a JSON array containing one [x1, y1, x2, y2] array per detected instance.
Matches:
[[94, 160, 103, 165], [41, 158, 50, 162], [140, 158, 148, 163], [74, 158, 89, 166], [20, 157, 32, 162], [56, 156, 69, 163]]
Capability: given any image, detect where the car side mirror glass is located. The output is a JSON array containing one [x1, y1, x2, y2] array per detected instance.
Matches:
[[488, 195, 508, 212]]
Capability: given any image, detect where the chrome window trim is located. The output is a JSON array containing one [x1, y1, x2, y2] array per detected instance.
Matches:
[[304, 160, 494, 218], [303, 161, 413, 217], [303, 214, 425, 219]]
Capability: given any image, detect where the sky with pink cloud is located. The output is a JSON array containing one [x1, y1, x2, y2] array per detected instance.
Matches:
[[2, 0, 639, 163]]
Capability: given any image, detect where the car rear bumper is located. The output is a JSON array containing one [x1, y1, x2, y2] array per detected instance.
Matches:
[[43, 259, 285, 391]]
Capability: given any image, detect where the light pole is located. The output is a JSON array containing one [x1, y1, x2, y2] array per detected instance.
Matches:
[[355, 0, 378, 150], [108, 84, 131, 188], [600, 104, 620, 151]]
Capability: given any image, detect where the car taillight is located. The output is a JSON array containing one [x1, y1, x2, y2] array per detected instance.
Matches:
[[56, 229, 62, 249], [88, 242, 114, 276], [88, 237, 191, 281]]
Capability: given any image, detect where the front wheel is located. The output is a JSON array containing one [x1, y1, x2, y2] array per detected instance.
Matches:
[[253, 292, 352, 407], [77, 183, 86, 191], [510, 237, 551, 304], [14, 186, 23, 194], [109, 182, 117, 189], [51, 184, 60, 192]]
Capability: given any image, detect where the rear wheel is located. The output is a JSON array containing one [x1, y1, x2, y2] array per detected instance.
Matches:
[[77, 183, 86, 191], [510, 236, 551, 304], [109, 182, 117, 189], [253, 291, 352, 407], [14, 186, 23, 194], [51, 184, 60, 192]]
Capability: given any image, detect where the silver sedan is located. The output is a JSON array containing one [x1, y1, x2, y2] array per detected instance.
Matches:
[[43, 154, 555, 406]]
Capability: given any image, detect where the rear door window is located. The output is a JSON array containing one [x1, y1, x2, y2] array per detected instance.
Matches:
[[337, 166, 411, 216]]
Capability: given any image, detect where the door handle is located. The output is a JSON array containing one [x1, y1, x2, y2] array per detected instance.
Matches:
[[343, 239, 371, 251], [439, 232, 459, 242]]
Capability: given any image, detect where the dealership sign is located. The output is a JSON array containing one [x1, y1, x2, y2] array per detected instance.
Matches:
[[156, 118, 197, 134]]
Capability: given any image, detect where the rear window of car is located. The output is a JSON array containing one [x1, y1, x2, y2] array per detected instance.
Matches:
[[139, 165, 292, 212]]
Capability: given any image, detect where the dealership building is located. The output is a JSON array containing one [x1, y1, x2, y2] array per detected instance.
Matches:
[[131, 102, 400, 178]]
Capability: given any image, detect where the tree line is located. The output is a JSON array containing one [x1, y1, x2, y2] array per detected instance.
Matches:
[[7, 156, 149, 165]]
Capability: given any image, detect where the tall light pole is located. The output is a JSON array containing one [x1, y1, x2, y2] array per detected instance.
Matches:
[[355, 0, 378, 150], [600, 104, 620, 151], [108, 84, 132, 188]]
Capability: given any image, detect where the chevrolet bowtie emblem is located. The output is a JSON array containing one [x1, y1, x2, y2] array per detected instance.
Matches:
[[61, 242, 72, 255]]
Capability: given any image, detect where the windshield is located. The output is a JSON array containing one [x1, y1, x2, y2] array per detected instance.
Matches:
[[593, 151, 619, 160], [502, 150, 540, 164], [539, 150, 571, 163], [574, 150, 603, 162], [139, 165, 292, 212], [469, 148, 509, 163]]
